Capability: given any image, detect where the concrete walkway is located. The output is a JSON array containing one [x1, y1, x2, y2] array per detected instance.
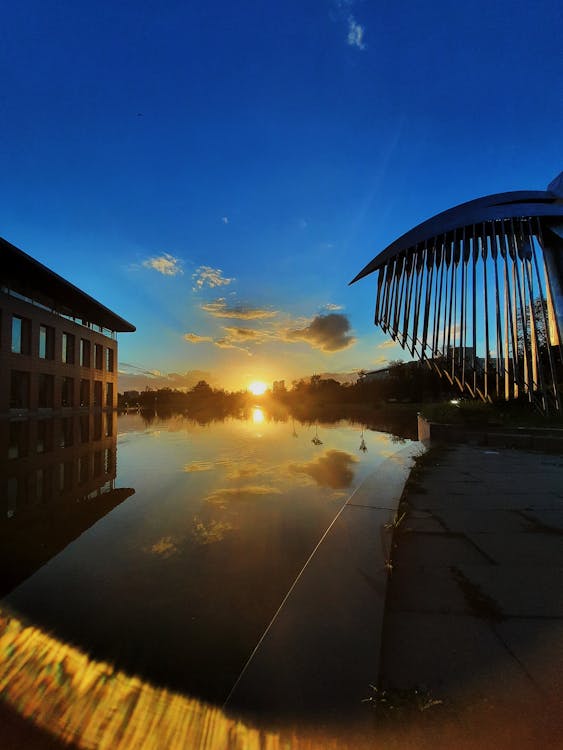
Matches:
[[379, 444, 563, 740]]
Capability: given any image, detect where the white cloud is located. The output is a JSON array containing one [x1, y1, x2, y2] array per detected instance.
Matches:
[[323, 303, 344, 312], [377, 340, 398, 350], [192, 266, 234, 291], [184, 332, 213, 344], [142, 253, 183, 276], [221, 216, 229, 224], [347, 15, 366, 50]]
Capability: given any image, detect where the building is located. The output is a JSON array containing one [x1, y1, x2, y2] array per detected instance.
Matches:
[[1, 237, 135, 416]]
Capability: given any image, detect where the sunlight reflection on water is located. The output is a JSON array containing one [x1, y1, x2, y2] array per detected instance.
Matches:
[[2, 411, 411, 704]]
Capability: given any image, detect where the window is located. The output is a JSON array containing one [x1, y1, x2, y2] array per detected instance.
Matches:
[[93, 450, 103, 477], [80, 379, 90, 406], [39, 325, 55, 359], [105, 411, 113, 437], [37, 419, 53, 454], [93, 412, 102, 440], [59, 461, 73, 492], [106, 382, 114, 408], [10, 370, 30, 408], [9, 420, 29, 459], [78, 455, 90, 485], [106, 347, 114, 372], [60, 417, 74, 448], [80, 338, 91, 367], [61, 376, 74, 407], [80, 414, 89, 443], [11, 316, 31, 354], [38, 374, 54, 408], [93, 380, 102, 406], [94, 344, 103, 370], [62, 332, 75, 364]]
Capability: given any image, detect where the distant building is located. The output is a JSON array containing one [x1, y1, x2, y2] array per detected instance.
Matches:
[[0, 237, 135, 416]]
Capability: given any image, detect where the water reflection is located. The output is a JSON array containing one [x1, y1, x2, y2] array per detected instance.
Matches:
[[2, 411, 411, 706], [0, 412, 134, 598]]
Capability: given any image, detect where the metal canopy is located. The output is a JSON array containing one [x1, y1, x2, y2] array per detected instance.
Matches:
[[351, 182, 563, 414]]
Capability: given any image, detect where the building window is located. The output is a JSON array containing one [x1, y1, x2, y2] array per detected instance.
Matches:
[[10, 370, 30, 408], [80, 338, 91, 367], [11, 316, 31, 354], [105, 411, 113, 437], [59, 461, 73, 492], [78, 455, 90, 485], [93, 450, 103, 477], [80, 414, 89, 443], [62, 332, 75, 364], [106, 347, 114, 372], [61, 376, 74, 407], [38, 373, 55, 408], [106, 382, 114, 408], [93, 380, 102, 407], [39, 325, 55, 359], [37, 419, 53, 454], [60, 417, 74, 448], [93, 412, 102, 440], [94, 344, 103, 370], [9, 420, 29, 459], [80, 379, 90, 407]]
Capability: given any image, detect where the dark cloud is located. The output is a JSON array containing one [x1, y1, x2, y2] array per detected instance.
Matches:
[[284, 313, 356, 352]]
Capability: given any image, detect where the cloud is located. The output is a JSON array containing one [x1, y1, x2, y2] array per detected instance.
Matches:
[[284, 313, 356, 352], [221, 326, 271, 343], [184, 332, 213, 344], [146, 536, 179, 558], [142, 253, 183, 276], [289, 450, 358, 489], [192, 266, 234, 291], [192, 517, 234, 545], [214, 337, 253, 356], [221, 216, 229, 224], [184, 461, 214, 473], [205, 485, 282, 508], [201, 298, 278, 320], [377, 340, 398, 350], [347, 16, 366, 49], [323, 303, 344, 311]]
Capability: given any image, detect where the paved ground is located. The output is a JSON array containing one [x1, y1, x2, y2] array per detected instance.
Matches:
[[379, 443, 563, 745]]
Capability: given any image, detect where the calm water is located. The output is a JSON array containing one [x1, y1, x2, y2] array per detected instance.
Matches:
[[1, 410, 411, 704]]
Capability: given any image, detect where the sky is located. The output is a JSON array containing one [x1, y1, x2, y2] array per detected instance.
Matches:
[[1, 0, 562, 392]]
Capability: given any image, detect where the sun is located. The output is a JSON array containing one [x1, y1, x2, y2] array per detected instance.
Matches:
[[248, 380, 267, 396]]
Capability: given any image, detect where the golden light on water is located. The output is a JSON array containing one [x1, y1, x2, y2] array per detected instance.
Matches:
[[248, 381, 267, 396], [251, 407, 265, 424]]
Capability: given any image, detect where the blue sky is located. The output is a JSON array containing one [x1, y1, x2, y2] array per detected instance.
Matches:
[[1, 0, 561, 390]]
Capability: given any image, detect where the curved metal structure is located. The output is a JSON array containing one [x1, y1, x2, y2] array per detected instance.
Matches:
[[351, 175, 563, 414]]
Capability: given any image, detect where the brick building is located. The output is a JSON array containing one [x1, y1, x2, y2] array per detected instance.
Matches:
[[0, 237, 135, 416]]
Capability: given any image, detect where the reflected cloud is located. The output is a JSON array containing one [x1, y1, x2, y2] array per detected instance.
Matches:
[[192, 516, 235, 545], [146, 536, 179, 558], [183, 461, 214, 473], [205, 485, 282, 508], [289, 449, 358, 489]]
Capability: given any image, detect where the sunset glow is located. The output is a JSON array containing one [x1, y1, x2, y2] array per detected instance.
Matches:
[[248, 381, 267, 396]]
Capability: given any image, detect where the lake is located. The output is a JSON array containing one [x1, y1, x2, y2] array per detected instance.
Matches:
[[1, 409, 412, 706]]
